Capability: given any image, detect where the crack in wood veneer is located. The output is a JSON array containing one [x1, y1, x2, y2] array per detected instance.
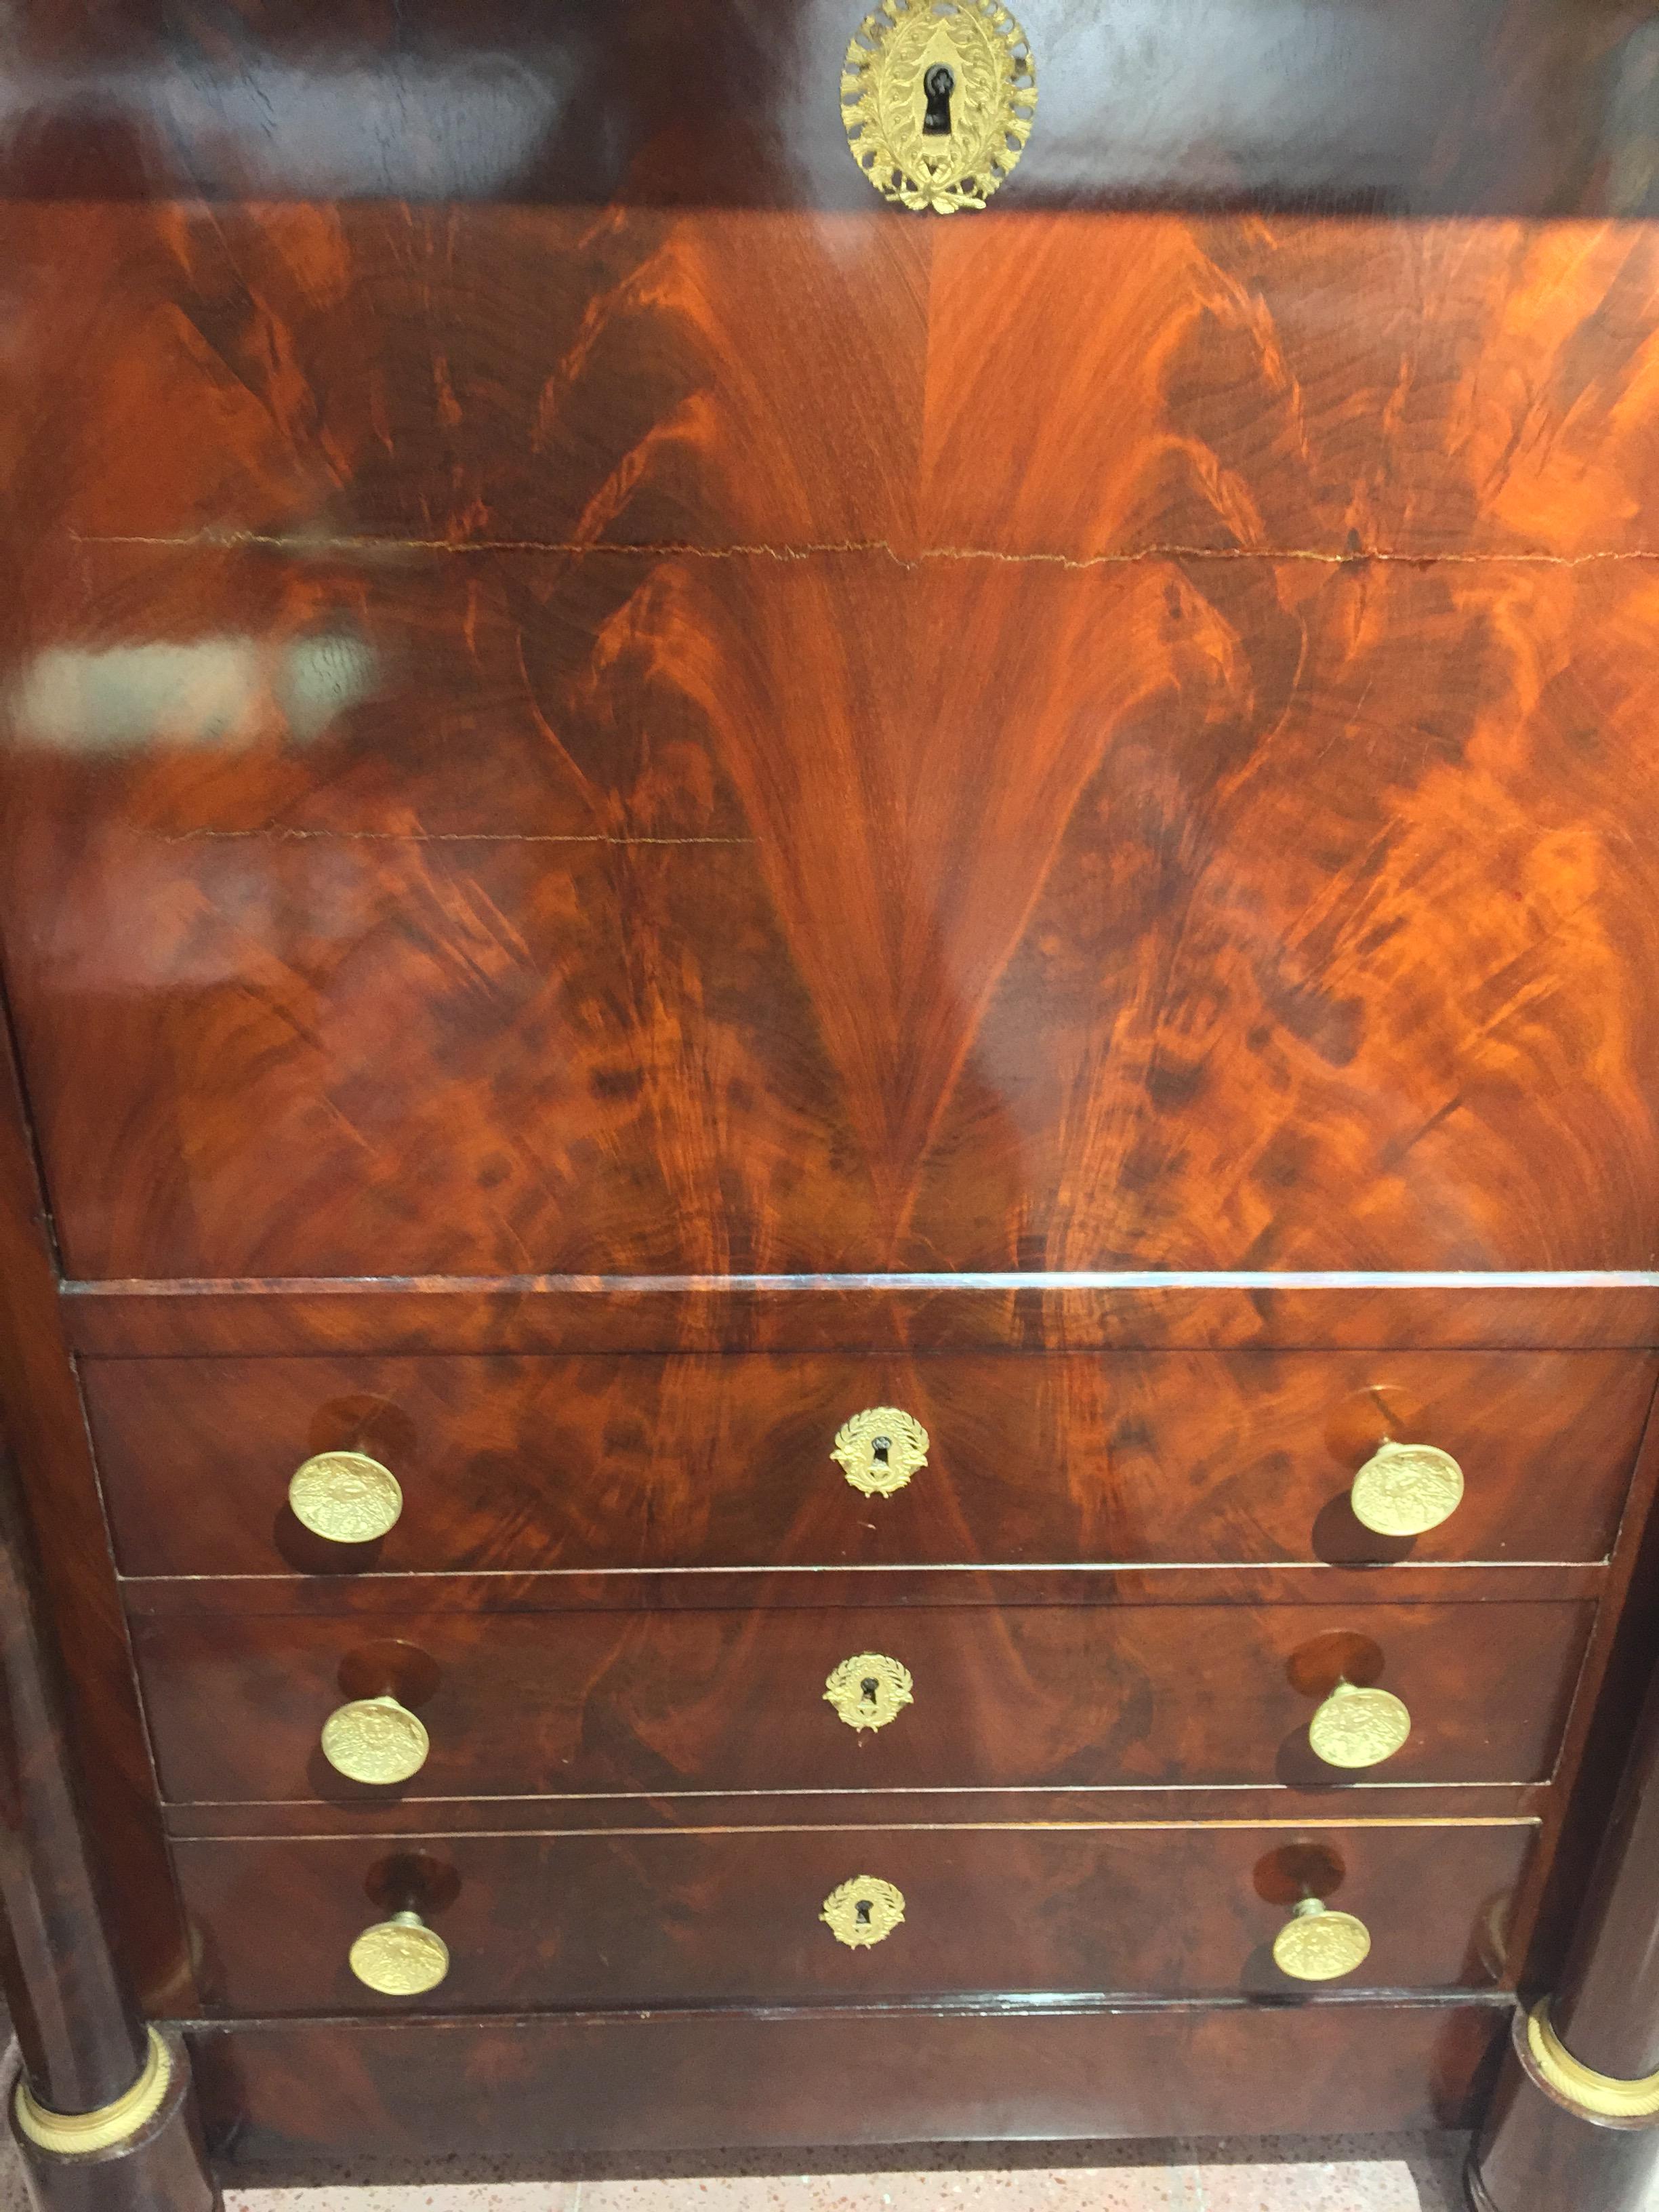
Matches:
[[69, 532, 1659, 570]]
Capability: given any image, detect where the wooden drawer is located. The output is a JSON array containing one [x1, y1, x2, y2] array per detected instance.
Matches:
[[84, 1349, 1654, 1576], [134, 1599, 1592, 1803], [173, 1820, 1536, 2015]]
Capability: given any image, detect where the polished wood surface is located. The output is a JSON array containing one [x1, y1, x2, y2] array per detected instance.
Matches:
[[7, 209, 1659, 1286], [189, 1998, 1511, 2176], [62, 1277, 1659, 1359], [0, 1, 1654, 212], [1473, 2007, 1659, 2212], [0, 1006, 188, 2013], [6, 2026, 220, 2212], [173, 1820, 1536, 2014], [81, 1348, 1653, 1577], [1, 75, 1657, 2195], [1473, 1570, 1659, 2208], [1549, 1629, 1659, 2079], [5, 213, 1658, 553], [12, 552, 1659, 1278], [0, 1439, 147, 2108], [0, 1438, 219, 2206], [133, 1599, 1593, 1804], [119, 1561, 1607, 1617]]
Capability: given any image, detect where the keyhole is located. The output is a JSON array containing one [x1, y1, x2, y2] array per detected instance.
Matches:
[[860, 1676, 880, 1709], [922, 64, 955, 136], [871, 1436, 891, 1466], [856, 1898, 874, 1927]]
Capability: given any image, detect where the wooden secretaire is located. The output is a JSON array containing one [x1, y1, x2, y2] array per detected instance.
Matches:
[[2, 6, 1659, 2209]]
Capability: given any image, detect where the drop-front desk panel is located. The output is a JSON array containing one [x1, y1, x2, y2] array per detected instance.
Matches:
[[1, 60, 1658, 2209]]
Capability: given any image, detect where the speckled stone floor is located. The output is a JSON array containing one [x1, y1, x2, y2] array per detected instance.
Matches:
[[0, 2137, 1479, 2211], [216, 2137, 1475, 2211]]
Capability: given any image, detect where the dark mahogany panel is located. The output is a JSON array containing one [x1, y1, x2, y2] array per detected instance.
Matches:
[[82, 1348, 1654, 1577], [132, 1600, 1592, 1803], [0, 1001, 190, 2012], [172, 1820, 1536, 2015], [9, 554, 1659, 1279], [0, 0, 1654, 213], [1, 211, 1656, 552], [189, 1999, 1511, 2173]]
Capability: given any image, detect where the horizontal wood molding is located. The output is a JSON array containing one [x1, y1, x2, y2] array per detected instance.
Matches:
[[165, 1785, 1550, 1841], [62, 1275, 1659, 1357], [118, 1564, 1609, 1616]]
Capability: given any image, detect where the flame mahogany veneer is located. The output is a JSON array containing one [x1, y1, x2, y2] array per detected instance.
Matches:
[[3, 64, 1659, 2205]]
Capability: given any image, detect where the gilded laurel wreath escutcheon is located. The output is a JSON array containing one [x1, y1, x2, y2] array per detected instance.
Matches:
[[821, 1875, 907, 1948], [832, 1406, 929, 1496], [1308, 1681, 1412, 1771], [289, 1450, 404, 1544], [1349, 1439, 1465, 1537], [842, 0, 1036, 213], [824, 1652, 916, 1731], [321, 1694, 430, 1785], [1272, 1901, 1372, 1984], [348, 1913, 451, 1996]]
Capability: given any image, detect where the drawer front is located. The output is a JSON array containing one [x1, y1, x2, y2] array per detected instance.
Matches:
[[174, 1820, 1536, 2015], [85, 1349, 1653, 1576], [135, 1600, 1592, 1803]]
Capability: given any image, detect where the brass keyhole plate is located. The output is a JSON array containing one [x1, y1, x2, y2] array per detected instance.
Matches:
[[832, 1406, 929, 1496], [824, 1651, 915, 1731], [842, 0, 1036, 214], [821, 1875, 907, 1948]]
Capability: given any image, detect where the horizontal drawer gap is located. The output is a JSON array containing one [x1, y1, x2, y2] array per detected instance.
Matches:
[[170, 1815, 1542, 1838], [181, 1992, 1519, 2032]]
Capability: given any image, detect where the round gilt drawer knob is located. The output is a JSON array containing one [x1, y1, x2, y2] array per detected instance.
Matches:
[[349, 1909, 449, 1996], [824, 1652, 914, 1732], [1273, 1897, 1372, 1982], [321, 1694, 430, 1784], [831, 1408, 928, 1497], [1308, 1679, 1412, 1770], [1349, 1440, 1465, 1537], [821, 1875, 906, 1948], [289, 1451, 403, 1544]]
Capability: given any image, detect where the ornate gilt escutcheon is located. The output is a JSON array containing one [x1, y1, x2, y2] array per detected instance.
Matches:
[[321, 1693, 431, 1785], [1272, 1898, 1372, 1983], [289, 1450, 404, 1544], [821, 1875, 907, 1948], [1349, 1439, 1465, 1537], [1307, 1679, 1412, 1770], [832, 1406, 929, 1496], [824, 1652, 915, 1732], [842, 0, 1036, 213], [348, 1910, 451, 1996]]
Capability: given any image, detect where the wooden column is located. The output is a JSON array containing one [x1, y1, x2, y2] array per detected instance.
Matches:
[[0, 1441, 219, 2212], [1469, 1643, 1659, 2211]]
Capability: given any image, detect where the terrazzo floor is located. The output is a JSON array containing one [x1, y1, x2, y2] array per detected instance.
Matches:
[[221, 2137, 1475, 2211]]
